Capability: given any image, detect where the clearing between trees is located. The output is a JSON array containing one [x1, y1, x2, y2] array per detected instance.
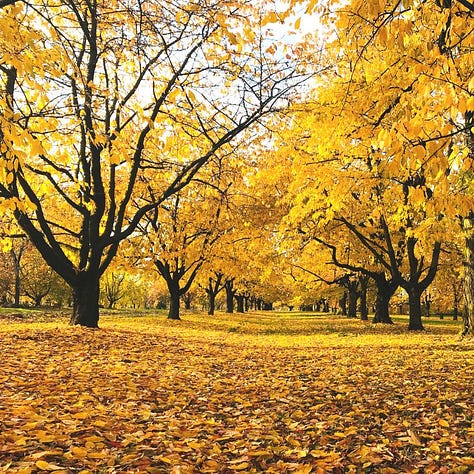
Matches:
[[1, 311, 473, 473]]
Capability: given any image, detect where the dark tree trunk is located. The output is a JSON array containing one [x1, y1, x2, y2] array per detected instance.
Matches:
[[372, 274, 396, 324], [359, 275, 369, 321], [183, 293, 192, 310], [407, 286, 424, 331], [462, 226, 474, 336], [154, 258, 200, 321], [453, 283, 459, 321], [34, 295, 44, 307], [13, 264, 20, 307], [244, 294, 250, 312], [208, 292, 216, 315], [236, 294, 245, 313], [168, 290, 180, 320], [225, 280, 235, 313], [339, 276, 360, 318], [70, 274, 100, 328], [10, 246, 24, 308], [373, 290, 393, 324], [461, 110, 474, 335], [348, 289, 358, 318], [205, 272, 224, 316], [424, 294, 431, 317], [401, 239, 440, 331]]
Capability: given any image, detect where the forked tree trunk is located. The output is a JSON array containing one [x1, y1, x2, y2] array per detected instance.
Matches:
[[70, 274, 100, 328], [206, 272, 224, 316], [400, 238, 440, 331]]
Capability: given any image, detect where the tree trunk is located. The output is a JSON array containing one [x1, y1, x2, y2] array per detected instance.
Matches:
[[206, 272, 224, 316], [372, 276, 395, 324], [373, 292, 393, 323], [236, 294, 245, 313], [168, 285, 181, 320], [401, 239, 440, 330], [339, 291, 347, 315], [208, 293, 216, 315], [183, 294, 192, 310], [407, 286, 424, 331], [244, 294, 250, 312], [359, 275, 369, 321], [70, 275, 100, 328], [462, 224, 474, 336], [347, 287, 358, 318], [11, 247, 23, 307], [462, 108, 474, 335], [225, 280, 235, 313], [14, 264, 20, 307]]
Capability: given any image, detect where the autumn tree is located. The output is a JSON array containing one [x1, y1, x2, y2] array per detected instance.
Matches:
[[20, 246, 63, 307], [138, 181, 226, 320], [297, 0, 474, 332], [201, 270, 225, 316], [101, 272, 125, 309], [263, 0, 474, 330], [0, 1, 310, 327]]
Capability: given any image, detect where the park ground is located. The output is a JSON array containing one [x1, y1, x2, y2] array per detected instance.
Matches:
[[0, 310, 474, 473]]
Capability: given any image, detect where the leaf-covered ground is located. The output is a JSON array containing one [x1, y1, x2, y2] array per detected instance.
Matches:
[[1, 312, 474, 473]]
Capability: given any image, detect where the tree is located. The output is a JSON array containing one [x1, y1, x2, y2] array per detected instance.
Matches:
[[305, 0, 474, 333], [101, 272, 125, 309], [202, 271, 225, 316], [138, 173, 229, 320], [9, 237, 27, 307], [0, 0, 310, 327], [21, 247, 57, 307]]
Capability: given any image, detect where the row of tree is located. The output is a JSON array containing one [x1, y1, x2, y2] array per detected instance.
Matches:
[[0, 0, 473, 333]]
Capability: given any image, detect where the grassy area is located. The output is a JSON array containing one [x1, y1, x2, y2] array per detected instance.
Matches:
[[0, 311, 473, 473]]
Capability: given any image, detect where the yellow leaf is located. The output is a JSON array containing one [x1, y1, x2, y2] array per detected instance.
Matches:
[[30, 139, 44, 156], [247, 450, 271, 457], [156, 456, 174, 464], [439, 419, 450, 427], [35, 460, 63, 471], [201, 460, 221, 472], [71, 446, 88, 457], [407, 429, 423, 446], [294, 465, 312, 474], [229, 463, 249, 471]]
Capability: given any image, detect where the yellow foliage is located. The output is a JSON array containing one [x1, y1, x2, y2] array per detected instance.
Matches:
[[0, 312, 471, 472]]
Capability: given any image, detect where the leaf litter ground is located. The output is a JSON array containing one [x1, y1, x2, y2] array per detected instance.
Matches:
[[0, 312, 474, 473]]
